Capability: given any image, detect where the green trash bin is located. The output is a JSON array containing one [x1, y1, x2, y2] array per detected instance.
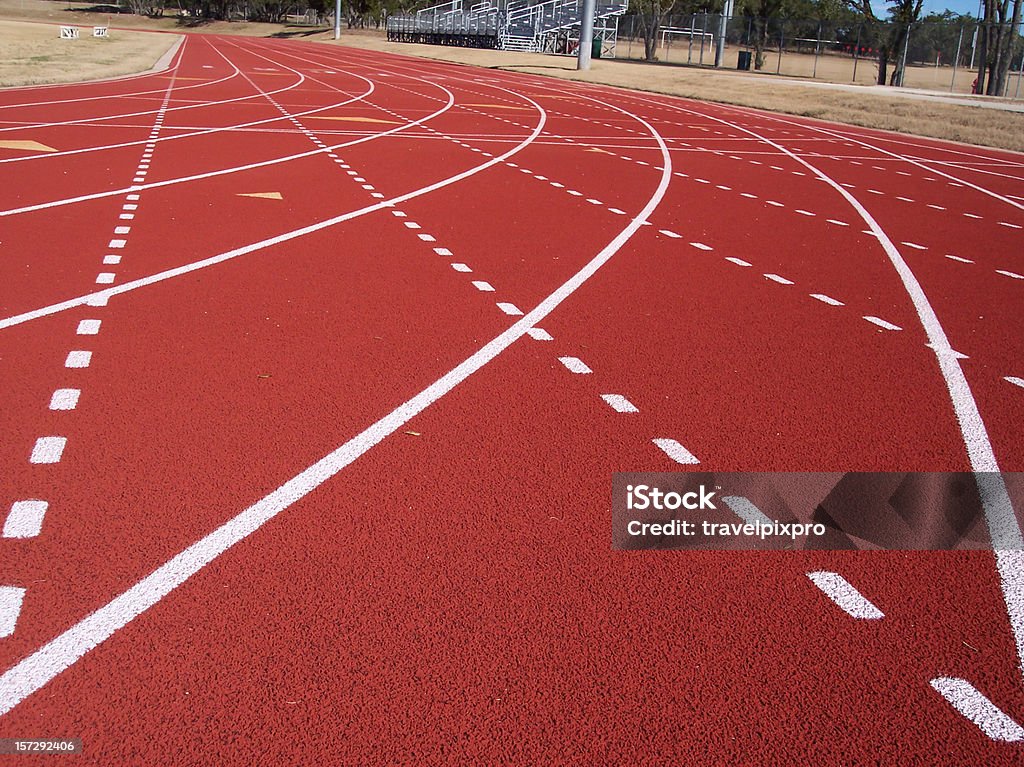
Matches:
[[737, 51, 752, 70], [592, 37, 602, 59]]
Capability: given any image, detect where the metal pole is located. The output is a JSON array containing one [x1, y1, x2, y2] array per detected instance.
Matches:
[[699, 13, 708, 65], [688, 14, 694, 64], [951, 25, 963, 92], [852, 23, 861, 82], [969, 0, 981, 69], [777, 20, 783, 74], [812, 21, 822, 78], [577, 0, 595, 69], [1014, 48, 1023, 99], [715, 0, 734, 67], [334, 0, 341, 39], [898, 22, 911, 86]]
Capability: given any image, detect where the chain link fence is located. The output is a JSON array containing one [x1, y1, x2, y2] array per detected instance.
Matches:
[[618, 14, 1024, 98]]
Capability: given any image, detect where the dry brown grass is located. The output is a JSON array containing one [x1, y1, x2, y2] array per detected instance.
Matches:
[[0, 18, 177, 86], [327, 30, 1024, 153]]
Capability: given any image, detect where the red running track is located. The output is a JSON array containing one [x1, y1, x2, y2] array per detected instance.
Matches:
[[1, 31, 1023, 764]]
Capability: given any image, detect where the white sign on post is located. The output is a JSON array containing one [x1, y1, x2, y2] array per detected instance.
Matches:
[[59, 26, 79, 39], [93, 26, 108, 37]]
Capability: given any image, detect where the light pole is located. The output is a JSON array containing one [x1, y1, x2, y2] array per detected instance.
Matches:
[[715, 0, 734, 67], [577, 0, 596, 70], [335, 0, 341, 39]]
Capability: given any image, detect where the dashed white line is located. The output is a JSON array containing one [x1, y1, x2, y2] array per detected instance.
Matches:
[[30, 437, 67, 465], [901, 241, 928, 250], [722, 496, 772, 525], [652, 438, 699, 465], [659, 229, 681, 238], [95, 273, 115, 285], [689, 242, 712, 251], [946, 255, 974, 263], [64, 351, 91, 368], [998, 221, 1022, 229], [49, 389, 80, 411], [102, 255, 120, 265], [1005, 376, 1024, 389], [403, 221, 421, 229], [764, 273, 794, 285], [526, 327, 552, 341], [417, 234, 436, 242], [807, 571, 884, 619], [826, 219, 849, 226], [930, 677, 1024, 742], [601, 394, 638, 413], [997, 270, 1024, 280], [810, 293, 844, 306], [863, 316, 902, 331], [75, 319, 101, 335], [3, 501, 48, 539], [108, 239, 126, 249], [558, 356, 592, 374], [471, 280, 494, 292], [450, 263, 471, 273], [725, 257, 751, 267], [0, 587, 26, 639], [496, 302, 523, 316], [433, 247, 452, 256]]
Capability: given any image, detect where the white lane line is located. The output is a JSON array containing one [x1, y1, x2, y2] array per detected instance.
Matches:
[[931, 678, 1024, 742], [496, 302, 523, 316], [471, 281, 494, 292], [64, 351, 91, 368], [725, 257, 751, 267], [451, 263, 472, 273], [558, 356, 592, 374], [764, 273, 794, 285], [526, 327, 553, 341], [0, 588, 26, 639], [76, 319, 101, 335], [602, 394, 638, 413], [48, 389, 80, 411], [996, 270, 1023, 280], [659, 229, 681, 238], [3, 501, 48, 539], [1005, 376, 1024, 388], [965, 212, 983, 219], [722, 496, 772, 525], [795, 209, 815, 216], [863, 315, 903, 331], [810, 293, 844, 306], [29, 437, 67, 465], [807, 571, 884, 619], [901, 241, 928, 250], [946, 255, 974, 263], [609, 208, 626, 215], [826, 219, 849, 226], [652, 438, 699, 465], [998, 221, 1021, 229], [0, 81, 675, 720]]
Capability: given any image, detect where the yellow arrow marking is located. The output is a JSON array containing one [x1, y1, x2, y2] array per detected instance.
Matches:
[[237, 192, 283, 200], [0, 140, 57, 152], [307, 116, 400, 124]]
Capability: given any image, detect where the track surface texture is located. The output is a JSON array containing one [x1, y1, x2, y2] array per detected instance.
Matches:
[[1, 33, 1023, 765]]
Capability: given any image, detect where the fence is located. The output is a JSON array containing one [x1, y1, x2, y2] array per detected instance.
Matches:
[[618, 14, 1024, 98]]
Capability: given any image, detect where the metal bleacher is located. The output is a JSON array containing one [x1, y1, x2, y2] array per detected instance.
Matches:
[[386, 0, 628, 57]]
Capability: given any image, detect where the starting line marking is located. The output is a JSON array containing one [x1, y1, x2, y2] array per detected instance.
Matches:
[[931, 677, 1024, 742], [807, 571, 884, 620]]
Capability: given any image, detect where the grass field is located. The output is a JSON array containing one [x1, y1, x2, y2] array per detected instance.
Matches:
[[0, 2, 1021, 153]]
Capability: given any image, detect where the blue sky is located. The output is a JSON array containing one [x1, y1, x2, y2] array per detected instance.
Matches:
[[873, 0, 983, 16]]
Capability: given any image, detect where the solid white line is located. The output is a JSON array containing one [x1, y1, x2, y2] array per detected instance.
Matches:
[[3, 501, 48, 539], [49, 389, 80, 411], [471, 281, 494, 292], [722, 496, 772, 525], [0, 94, 674, 718], [931, 678, 1024, 742], [807, 571, 884, 620], [496, 302, 523, 316], [652, 438, 699, 464], [30, 437, 66, 465], [863, 315, 902, 331], [0, 588, 26, 639], [810, 293, 844, 306], [558, 356, 592, 374], [602, 394, 638, 413]]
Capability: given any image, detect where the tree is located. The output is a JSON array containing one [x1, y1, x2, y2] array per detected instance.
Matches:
[[845, 0, 923, 85], [630, 0, 681, 61], [976, 0, 1024, 95]]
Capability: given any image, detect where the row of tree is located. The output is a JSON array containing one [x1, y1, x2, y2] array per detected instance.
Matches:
[[630, 0, 1023, 91]]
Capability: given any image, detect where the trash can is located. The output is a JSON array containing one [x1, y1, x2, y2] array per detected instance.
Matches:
[[592, 37, 602, 59], [737, 50, 752, 70]]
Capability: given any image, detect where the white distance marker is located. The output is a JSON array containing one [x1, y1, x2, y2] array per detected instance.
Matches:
[[765, 273, 794, 285], [64, 351, 91, 368], [0, 587, 26, 639], [526, 328, 552, 341], [807, 571, 884, 619], [652, 438, 699, 465], [49, 389, 80, 411], [811, 294, 845, 306], [930, 678, 1024, 742], [496, 302, 523, 316], [601, 394, 638, 413], [558, 356, 592, 374], [30, 437, 67, 465], [471, 281, 494, 292], [863, 316, 902, 331], [3, 501, 49, 539], [76, 319, 101, 335]]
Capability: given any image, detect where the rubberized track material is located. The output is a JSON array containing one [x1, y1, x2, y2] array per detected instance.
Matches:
[[1, 32, 1023, 764]]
